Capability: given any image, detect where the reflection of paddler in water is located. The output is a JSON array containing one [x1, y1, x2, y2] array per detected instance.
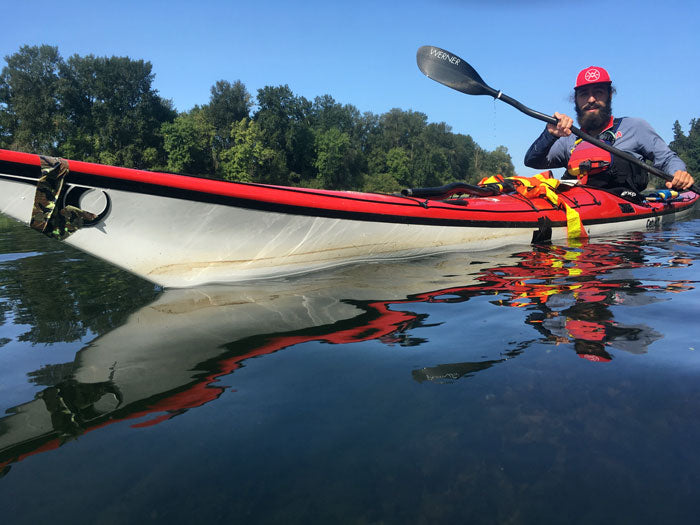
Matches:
[[417, 240, 691, 377], [534, 295, 664, 363], [495, 240, 694, 362]]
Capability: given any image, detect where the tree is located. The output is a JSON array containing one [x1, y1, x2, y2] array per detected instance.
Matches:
[[377, 108, 428, 152], [162, 108, 215, 175], [254, 85, 315, 183], [412, 146, 451, 187], [219, 118, 279, 183], [449, 133, 478, 184], [670, 119, 700, 175], [205, 80, 252, 134], [0, 45, 63, 153], [480, 145, 515, 179], [203, 80, 252, 170], [363, 147, 409, 193], [0, 44, 517, 190], [310, 95, 359, 135], [58, 54, 176, 168], [412, 121, 454, 187], [313, 127, 362, 189], [386, 147, 411, 184]]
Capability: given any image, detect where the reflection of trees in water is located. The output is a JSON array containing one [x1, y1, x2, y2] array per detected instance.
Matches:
[[0, 217, 159, 345], [28, 362, 76, 387]]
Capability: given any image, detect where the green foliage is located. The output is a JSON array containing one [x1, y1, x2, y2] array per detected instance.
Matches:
[[58, 54, 176, 168], [220, 118, 278, 183], [203, 80, 252, 171], [162, 108, 215, 174], [363, 147, 409, 193], [0, 45, 63, 153], [362, 172, 400, 194], [254, 85, 315, 182], [385, 147, 411, 184], [0, 45, 176, 168], [479, 145, 515, 180], [313, 127, 362, 189], [310, 94, 360, 135], [0, 44, 517, 190], [205, 80, 252, 138], [363, 109, 487, 189], [670, 119, 700, 175]]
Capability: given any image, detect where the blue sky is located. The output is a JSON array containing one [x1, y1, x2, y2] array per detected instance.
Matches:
[[2, 0, 698, 176]]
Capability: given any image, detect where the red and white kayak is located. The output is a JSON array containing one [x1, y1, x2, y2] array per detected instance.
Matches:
[[0, 148, 697, 287]]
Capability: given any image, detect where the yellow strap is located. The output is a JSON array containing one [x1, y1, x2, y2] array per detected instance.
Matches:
[[479, 172, 587, 240], [564, 202, 584, 238]]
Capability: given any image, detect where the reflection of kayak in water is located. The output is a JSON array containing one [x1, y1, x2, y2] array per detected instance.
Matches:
[[0, 239, 692, 473], [0, 148, 697, 287], [0, 251, 505, 473]]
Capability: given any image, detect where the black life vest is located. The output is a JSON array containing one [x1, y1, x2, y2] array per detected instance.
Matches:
[[566, 117, 648, 195]]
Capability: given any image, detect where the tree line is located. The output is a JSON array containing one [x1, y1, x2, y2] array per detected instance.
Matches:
[[0, 45, 515, 192], [670, 119, 699, 176], [2, 45, 698, 192]]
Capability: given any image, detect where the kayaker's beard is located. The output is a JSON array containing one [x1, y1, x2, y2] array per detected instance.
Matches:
[[576, 98, 612, 132]]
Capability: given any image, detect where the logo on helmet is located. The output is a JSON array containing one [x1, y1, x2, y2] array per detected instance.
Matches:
[[584, 69, 601, 82]]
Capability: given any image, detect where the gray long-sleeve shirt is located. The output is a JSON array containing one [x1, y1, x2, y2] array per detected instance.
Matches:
[[524, 117, 686, 176]]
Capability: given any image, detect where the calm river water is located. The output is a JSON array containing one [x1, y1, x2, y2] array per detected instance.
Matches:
[[1, 210, 699, 524]]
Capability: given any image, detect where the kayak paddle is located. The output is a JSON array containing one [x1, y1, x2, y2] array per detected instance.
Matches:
[[416, 46, 700, 195]]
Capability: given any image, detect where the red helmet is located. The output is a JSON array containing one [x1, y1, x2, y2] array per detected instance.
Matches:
[[575, 66, 612, 89]]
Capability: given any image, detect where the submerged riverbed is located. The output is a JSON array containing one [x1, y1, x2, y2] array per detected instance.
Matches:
[[1, 211, 699, 524]]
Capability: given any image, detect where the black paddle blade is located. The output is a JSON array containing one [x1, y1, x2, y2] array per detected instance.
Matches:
[[416, 46, 496, 97]]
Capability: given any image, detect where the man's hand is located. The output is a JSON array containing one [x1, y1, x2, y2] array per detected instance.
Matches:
[[546, 112, 573, 138], [666, 170, 694, 191]]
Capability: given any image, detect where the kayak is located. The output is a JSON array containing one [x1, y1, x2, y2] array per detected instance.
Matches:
[[0, 148, 697, 287]]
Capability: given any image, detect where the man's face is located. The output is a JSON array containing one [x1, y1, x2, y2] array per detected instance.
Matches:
[[575, 84, 612, 131]]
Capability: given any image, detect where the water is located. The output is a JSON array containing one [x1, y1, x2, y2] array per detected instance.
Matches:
[[1, 211, 699, 524]]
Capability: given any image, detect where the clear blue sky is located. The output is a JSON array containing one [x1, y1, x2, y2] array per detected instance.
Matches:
[[2, 0, 698, 176]]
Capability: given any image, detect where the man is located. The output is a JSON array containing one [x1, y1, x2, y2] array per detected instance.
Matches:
[[524, 66, 694, 195]]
